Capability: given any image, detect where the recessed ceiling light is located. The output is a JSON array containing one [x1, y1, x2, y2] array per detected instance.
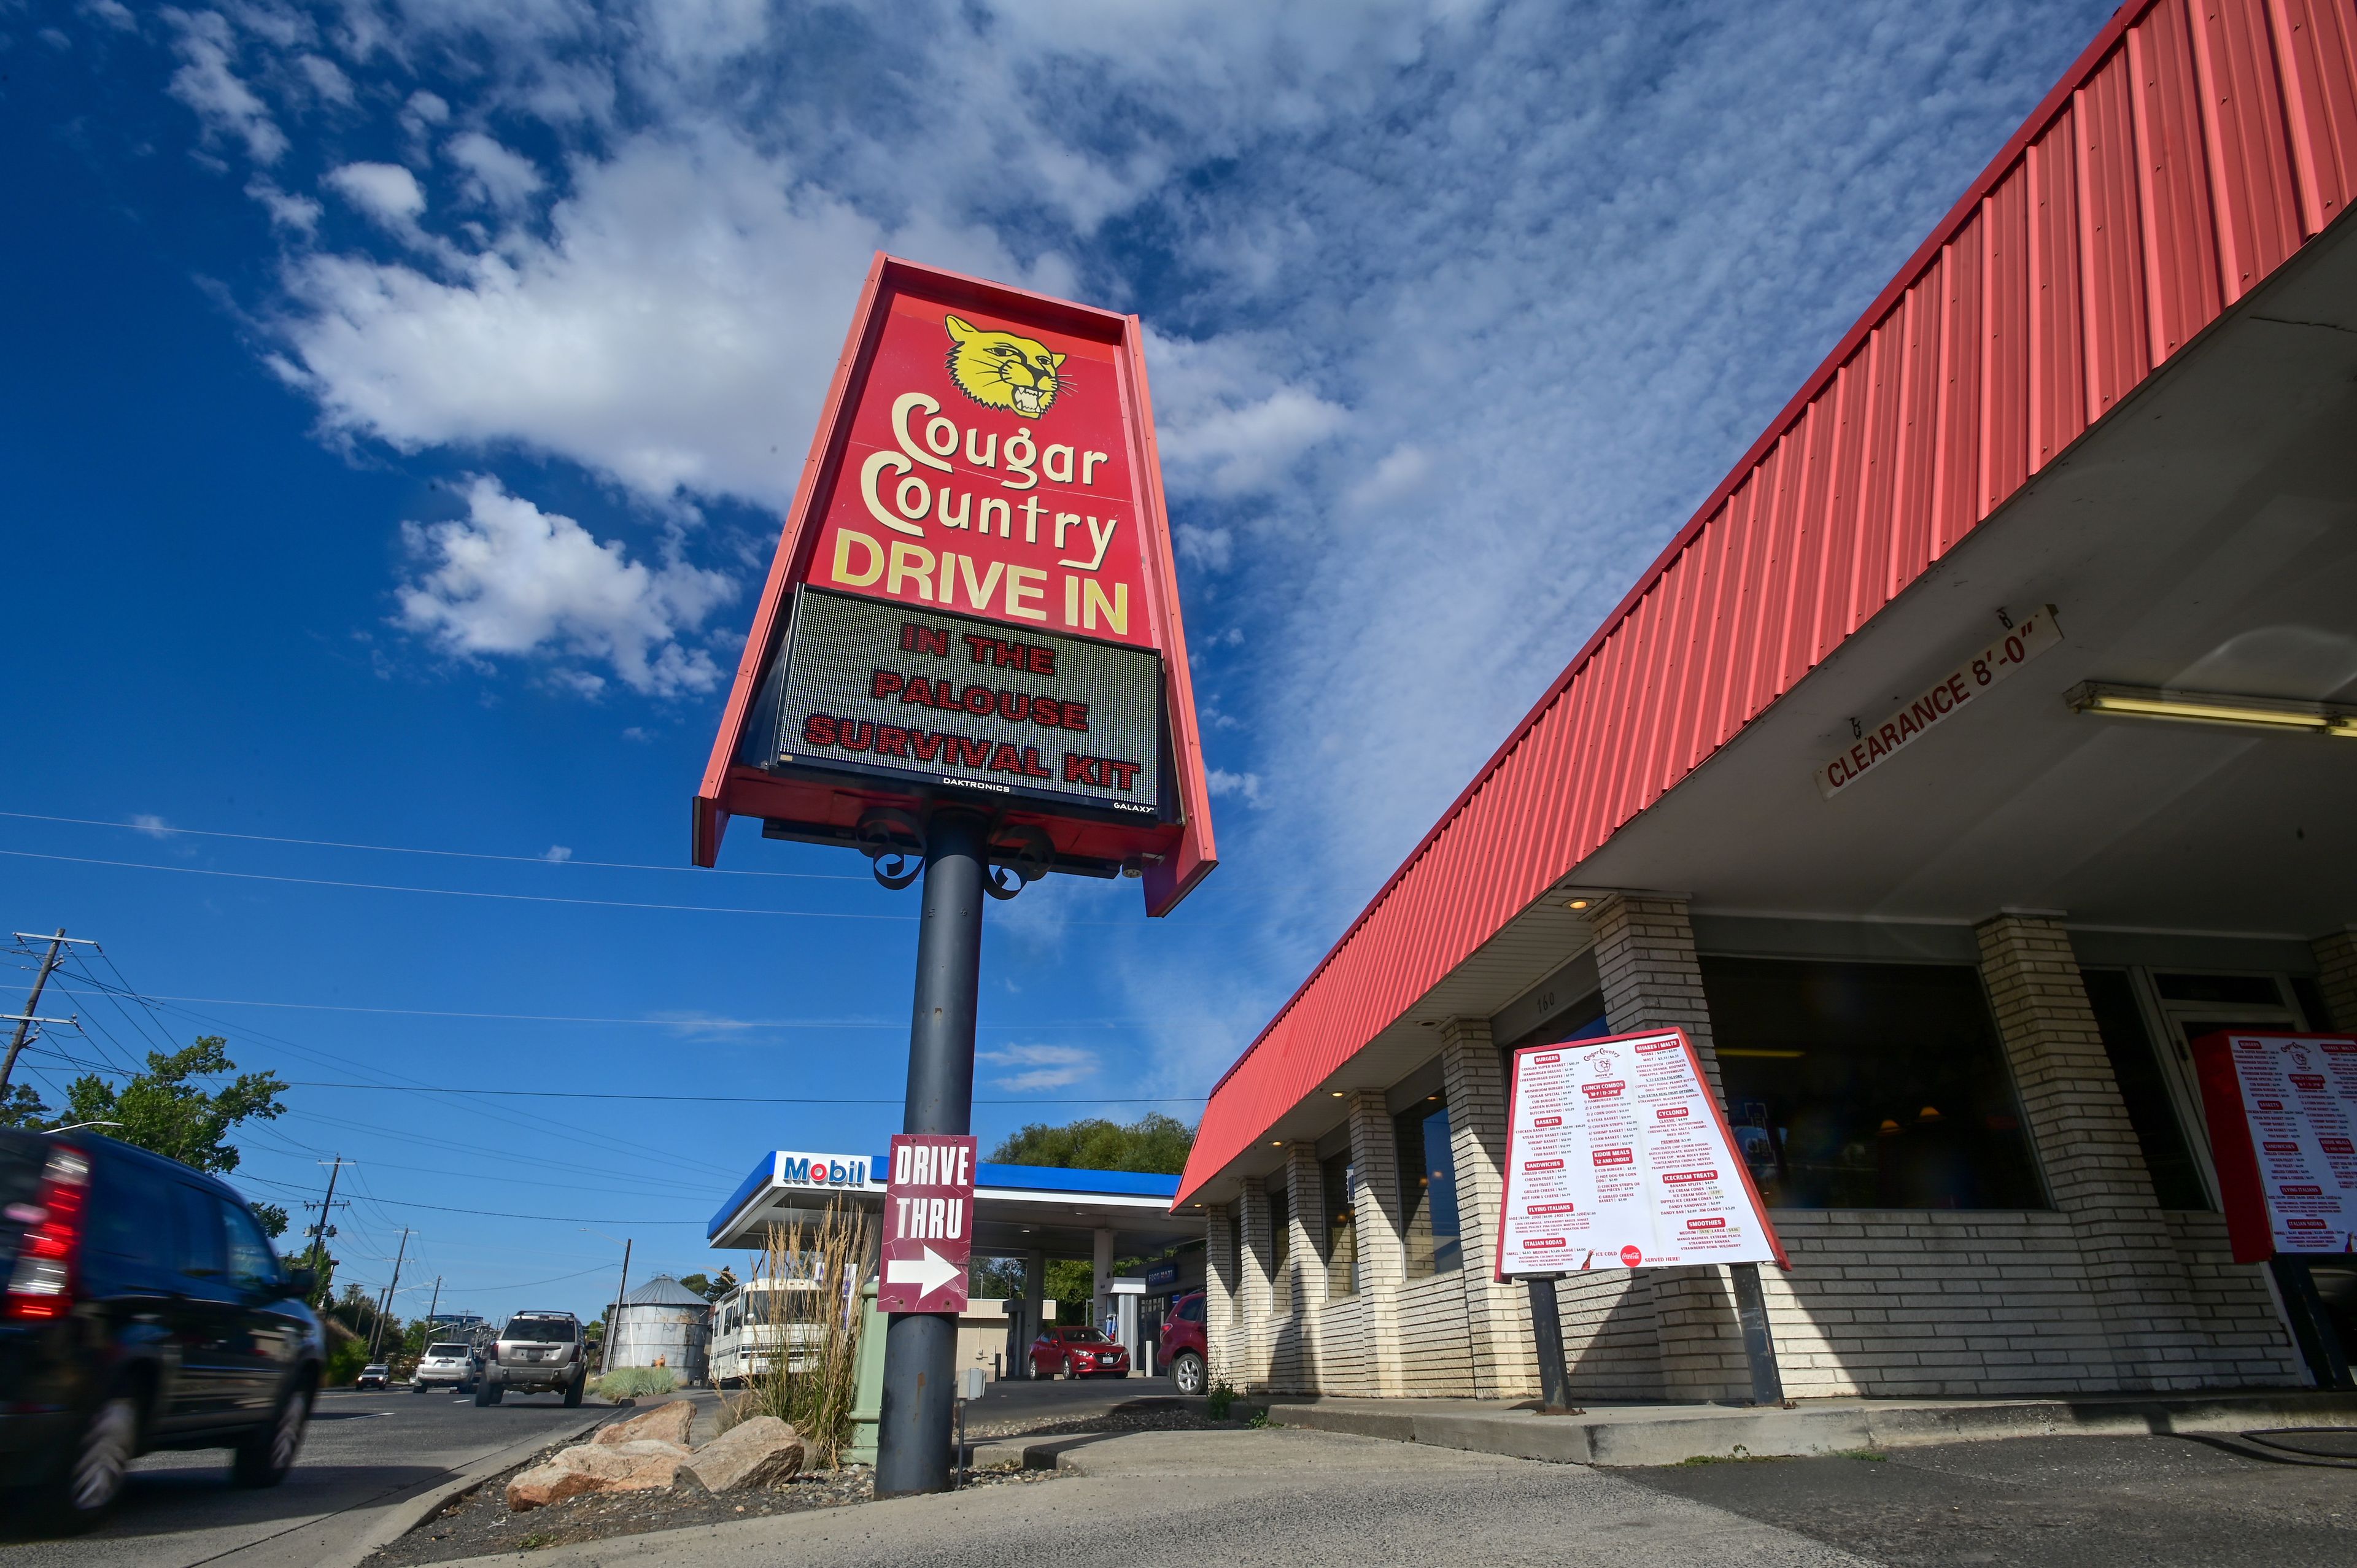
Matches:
[[1270, 1140, 1283, 1148], [1329, 1091, 1345, 1098], [1564, 898, 1590, 911]]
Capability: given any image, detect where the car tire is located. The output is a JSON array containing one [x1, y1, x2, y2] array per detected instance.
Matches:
[[476, 1377, 502, 1407], [1171, 1351, 1207, 1396], [233, 1376, 312, 1488], [45, 1388, 141, 1532], [562, 1372, 584, 1408]]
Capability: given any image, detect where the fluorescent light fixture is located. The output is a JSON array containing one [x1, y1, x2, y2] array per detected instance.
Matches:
[[2066, 682, 2357, 736]]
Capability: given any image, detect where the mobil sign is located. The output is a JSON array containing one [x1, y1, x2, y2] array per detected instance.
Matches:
[[693, 255, 1216, 915], [879, 1134, 977, 1314]]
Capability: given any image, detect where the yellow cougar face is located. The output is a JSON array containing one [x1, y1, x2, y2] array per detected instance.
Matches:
[[944, 314, 1065, 418]]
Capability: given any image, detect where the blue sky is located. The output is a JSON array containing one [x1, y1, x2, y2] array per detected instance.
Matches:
[[1, 0, 2112, 1323]]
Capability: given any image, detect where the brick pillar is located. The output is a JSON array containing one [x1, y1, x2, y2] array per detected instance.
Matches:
[[1976, 910, 2209, 1389], [1439, 1017, 1539, 1399], [1590, 891, 1744, 1401], [1203, 1201, 1239, 1389], [1283, 1145, 1328, 1391], [1237, 1180, 1275, 1389], [2312, 930, 2357, 1032], [1345, 1091, 1407, 1395]]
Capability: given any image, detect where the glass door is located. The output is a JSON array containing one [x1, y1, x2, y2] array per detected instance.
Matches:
[[2131, 970, 2313, 1207]]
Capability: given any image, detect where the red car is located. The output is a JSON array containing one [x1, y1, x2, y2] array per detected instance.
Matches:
[[1029, 1326, 1129, 1379], [1159, 1291, 1207, 1395]]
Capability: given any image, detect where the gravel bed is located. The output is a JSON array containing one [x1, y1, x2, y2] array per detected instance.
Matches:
[[368, 1441, 1057, 1566]]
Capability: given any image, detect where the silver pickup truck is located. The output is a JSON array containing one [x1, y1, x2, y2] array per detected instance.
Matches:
[[476, 1311, 586, 1406]]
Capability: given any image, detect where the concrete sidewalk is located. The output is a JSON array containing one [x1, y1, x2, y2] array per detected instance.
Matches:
[[1248, 1388, 2357, 1466]]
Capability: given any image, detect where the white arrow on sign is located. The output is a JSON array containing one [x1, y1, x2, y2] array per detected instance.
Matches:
[[884, 1246, 961, 1299]]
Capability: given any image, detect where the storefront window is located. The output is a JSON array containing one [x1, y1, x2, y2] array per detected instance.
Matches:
[[1395, 1097, 1461, 1276], [1323, 1151, 1357, 1297], [1266, 1179, 1291, 1314], [2081, 969, 2211, 1210], [1699, 956, 2046, 1210]]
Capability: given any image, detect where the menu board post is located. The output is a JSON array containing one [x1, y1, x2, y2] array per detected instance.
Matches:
[[1497, 1027, 1789, 1404], [2188, 1029, 2357, 1390], [1524, 1276, 1576, 1413]]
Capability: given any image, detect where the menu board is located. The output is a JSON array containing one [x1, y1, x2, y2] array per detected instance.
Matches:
[[1495, 1027, 1786, 1278], [2190, 1031, 2357, 1264]]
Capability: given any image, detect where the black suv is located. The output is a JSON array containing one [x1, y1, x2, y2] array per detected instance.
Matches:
[[0, 1129, 325, 1530]]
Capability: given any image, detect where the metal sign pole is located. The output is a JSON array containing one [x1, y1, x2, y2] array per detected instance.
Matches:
[[875, 810, 986, 1497], [1525, 1275, 1574, 1413], [1729, 1261, 1785, 1405]]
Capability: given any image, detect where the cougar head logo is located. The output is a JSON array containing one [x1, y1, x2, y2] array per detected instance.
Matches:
[[945, 314, 1064, 418]]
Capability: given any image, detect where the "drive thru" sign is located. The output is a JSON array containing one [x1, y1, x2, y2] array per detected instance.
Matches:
[[878, 1134, 977, 1313]]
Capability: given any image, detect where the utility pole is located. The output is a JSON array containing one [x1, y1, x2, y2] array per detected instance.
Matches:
[[1, 929, 94, 1095], [600, 1238, 633, 1375], [427, 1276, 442, 1326], [371, 1227, 411, 1359], [304, 1156, 352, 1288]]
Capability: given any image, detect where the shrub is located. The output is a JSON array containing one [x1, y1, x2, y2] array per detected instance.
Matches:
[[595, 1367, 678, 1400], [325, 1340, 371, 1387], [724, 1200, 870, 1467]]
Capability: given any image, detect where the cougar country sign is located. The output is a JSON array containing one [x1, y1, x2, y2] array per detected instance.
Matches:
[[693, 255, 1215, 914]]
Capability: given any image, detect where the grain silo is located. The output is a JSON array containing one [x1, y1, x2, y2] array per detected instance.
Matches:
[[606, 1275, 711, 1385]]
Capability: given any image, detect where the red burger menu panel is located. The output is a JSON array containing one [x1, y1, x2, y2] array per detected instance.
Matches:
[[1495, 1027, 1785, 1278], [2191, 1031, 2357, 1264]]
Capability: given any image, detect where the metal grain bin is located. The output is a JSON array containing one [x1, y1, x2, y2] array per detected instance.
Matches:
[[606, 1274, 711, 1385]]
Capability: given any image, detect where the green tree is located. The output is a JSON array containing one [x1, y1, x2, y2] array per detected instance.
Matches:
[[1, 1083, 48, 1131], [989, 1112, 1193, 1174], [59, 1037, 287, 1176]]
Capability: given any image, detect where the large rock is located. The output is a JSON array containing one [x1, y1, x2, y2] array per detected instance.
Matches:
[[677, 1416, 806, 1494], [592, 1400, 694, 1448], [505, 1440, 692, 1510]]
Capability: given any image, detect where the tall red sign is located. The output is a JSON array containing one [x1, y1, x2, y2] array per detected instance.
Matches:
[[693, 256, 1215, 914], [878, 1134, 977, 1314]]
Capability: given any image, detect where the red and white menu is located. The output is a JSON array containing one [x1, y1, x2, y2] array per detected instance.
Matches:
[[2191, 1031, 2357, 1264], [1495, 1028, 1785, 1278]]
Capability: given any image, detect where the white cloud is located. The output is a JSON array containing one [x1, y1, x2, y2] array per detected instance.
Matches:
[[395, 476, 737, 697], [246, 178, 320, 234], [445, 131, 544, 212], [1206, 769, 1264, 807], [325, 161, 425, 228], [1174, 524, 1233, 573], [298, 53, 355, 107], [979, 1043, 1098, 1092], [164, 8, 286, 164], [129, 814, 173, 839], [541, 845, 573, 862]]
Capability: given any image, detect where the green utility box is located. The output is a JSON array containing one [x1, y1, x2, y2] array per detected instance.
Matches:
[[844, 1280, 888, 1466]]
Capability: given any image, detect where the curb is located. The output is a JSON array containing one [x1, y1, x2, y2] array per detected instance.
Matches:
[[1260, 1391, 2357, 1468], [314, 1408, 622, 1568]]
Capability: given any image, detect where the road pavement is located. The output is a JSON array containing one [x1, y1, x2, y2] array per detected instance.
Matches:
[[1, 1385, 609, 1568], [422, 1426, 2356, 1568]]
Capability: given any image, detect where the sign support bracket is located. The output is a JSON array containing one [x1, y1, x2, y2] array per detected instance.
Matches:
[[875, 809, 988, 1497], [1524, 1275, 1576, 1413], [2268, 1257, 2354, 1390], [1729, 1260, 1786, 1406]]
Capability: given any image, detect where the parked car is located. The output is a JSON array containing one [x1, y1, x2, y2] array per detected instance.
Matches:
[[1159, 1289, 1208, 1395], [478, 1310, 586, 1406], [1028, 1324, 1129, 1379], [0, 1128, 324, 1531], [354, 1363, 390, 1391], [412, 1342, 481, 1393]]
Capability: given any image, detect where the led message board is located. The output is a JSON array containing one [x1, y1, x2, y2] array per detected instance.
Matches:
[[694, 256, 1214, 911], [745, 587, 1166, 821]]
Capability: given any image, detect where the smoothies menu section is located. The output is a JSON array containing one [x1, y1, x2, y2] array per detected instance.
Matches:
[[1496, 1029, 1783, 1276], [2196, 1032, 2357, 1259]]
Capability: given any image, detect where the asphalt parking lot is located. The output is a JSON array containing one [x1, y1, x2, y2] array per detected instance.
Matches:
[[1, 1385, 606, 1568]]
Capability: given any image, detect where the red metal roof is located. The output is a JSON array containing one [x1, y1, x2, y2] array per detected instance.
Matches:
[[1177, 0, 2357, 1205]]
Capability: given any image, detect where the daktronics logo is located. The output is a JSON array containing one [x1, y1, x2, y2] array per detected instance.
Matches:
[[1662, 1169, 1719, 1185], [1685, 1217, 1727, 1231], [1581, 1081, 1625, 1099], [1522, 1158, 1565, 1172], [1593, 1148, 1633, 1167], [779, 1153, 871, 1188], [1655, 1107, 1689, 1120]]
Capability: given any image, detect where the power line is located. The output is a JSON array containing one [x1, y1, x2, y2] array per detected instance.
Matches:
[[0, 849, 914, 920], [0, 809, 868, 879], [44, 985, 1145, 1030], [276, 1079, 1209, 1104]]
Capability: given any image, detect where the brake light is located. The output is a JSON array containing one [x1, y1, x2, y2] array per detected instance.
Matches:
[[6, 1145, 91, 1321]]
